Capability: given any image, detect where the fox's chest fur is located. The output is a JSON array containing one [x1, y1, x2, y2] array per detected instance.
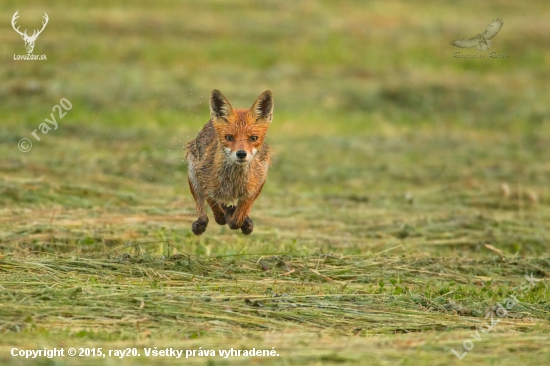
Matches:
[[186, 121, 270, 204], [215, 162, 254, 203]]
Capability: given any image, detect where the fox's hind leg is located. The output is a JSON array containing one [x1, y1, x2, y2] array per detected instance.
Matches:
[[225, 204, 254, 235], [207, 198, 227, 225], [188, 176, 208, 235], [224, 204, 254, 235], [224, 181, 265, 235]]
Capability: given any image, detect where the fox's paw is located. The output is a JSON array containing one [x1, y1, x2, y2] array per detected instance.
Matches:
[[241, 217, 254, 235], [226, 218, 241, 230], [191, 220, 208, 235]]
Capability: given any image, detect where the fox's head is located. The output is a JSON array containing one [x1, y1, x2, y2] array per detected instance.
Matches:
[[210, 89, 273, 165]]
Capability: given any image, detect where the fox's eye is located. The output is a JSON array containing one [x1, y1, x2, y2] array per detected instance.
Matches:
[[225, 135, 234, 142], [249, 136, 258, 142]]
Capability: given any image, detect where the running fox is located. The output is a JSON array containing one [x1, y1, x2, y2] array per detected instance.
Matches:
[[185, 89, 274, 235]]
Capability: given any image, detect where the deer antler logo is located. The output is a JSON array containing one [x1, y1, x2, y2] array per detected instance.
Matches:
[[11, 11, 49, 54]]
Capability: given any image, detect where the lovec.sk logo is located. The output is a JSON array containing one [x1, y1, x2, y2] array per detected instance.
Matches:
[[11, 10, 48, 60]]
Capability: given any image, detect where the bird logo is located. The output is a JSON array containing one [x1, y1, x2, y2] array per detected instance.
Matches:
[[451, 19, 503, 52]]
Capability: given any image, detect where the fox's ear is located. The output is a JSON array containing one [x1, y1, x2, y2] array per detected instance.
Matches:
[[210, 89, 233, 122], [250, 90, 273, 124]]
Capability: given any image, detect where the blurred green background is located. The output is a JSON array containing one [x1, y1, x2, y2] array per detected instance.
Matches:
[[1, 1, 550, 365], [1, 0, 549, 256]]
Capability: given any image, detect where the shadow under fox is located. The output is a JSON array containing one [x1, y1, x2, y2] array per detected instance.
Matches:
[[185, 89, 274, 235]]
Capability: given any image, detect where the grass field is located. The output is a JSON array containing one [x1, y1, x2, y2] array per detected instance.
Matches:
[[1, 0, 549, 365]]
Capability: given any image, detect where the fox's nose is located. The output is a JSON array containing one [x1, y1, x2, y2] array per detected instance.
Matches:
[[236, 150, 247, 159]]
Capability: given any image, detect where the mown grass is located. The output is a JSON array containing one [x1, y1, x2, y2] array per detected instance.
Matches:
[[1, 0, 550, 365], [0, 253, 549, 365]]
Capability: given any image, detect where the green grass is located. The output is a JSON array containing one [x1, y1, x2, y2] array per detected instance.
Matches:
[[1, 0, 549, 365]]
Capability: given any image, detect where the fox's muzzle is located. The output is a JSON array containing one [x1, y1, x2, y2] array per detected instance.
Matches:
[[236, 150, 247, 160]]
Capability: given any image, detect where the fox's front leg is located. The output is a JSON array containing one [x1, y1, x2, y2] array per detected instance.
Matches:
[[188, 177, 208, 235]]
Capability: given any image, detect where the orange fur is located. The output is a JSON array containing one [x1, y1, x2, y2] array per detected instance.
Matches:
[[185, 90, 273, 235]]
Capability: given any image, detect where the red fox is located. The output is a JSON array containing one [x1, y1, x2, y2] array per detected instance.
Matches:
[[185, 89, 274, 235]]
